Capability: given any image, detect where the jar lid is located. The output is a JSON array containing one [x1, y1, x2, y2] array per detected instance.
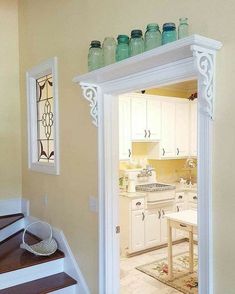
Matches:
[[131, 29, 143, 38], [163, 23, 176, 31], [117, 35, 129, 43], [146, 23, 159, 31], [90, 40, 101, 48]]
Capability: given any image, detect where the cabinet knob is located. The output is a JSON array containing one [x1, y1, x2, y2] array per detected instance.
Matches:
[[178, 195, 183, 199], [193, 196, 198, 200], [128, 149, 131, 158], [158, 210, 161, 219], [177, 206, 180, 212], [162, 148, 165, 156], [144, 130, 147, 138], [148, 130, 151, 138], [177, 148, 179, 156]]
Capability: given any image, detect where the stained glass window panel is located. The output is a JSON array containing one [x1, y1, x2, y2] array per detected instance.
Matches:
[[36, 74, 55, 163]]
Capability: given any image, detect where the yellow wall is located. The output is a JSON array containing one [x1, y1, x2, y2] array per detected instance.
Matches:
[[0, 0, 21, 199], [18, 0, 235, 293]]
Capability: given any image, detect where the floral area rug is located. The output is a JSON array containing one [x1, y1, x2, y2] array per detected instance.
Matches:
[[136, 252, 198, 294]]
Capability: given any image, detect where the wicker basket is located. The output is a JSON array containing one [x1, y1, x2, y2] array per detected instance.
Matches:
[[20, 221, 58, 256]]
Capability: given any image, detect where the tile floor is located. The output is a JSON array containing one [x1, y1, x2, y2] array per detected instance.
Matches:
[[120, 242, 198, 294]]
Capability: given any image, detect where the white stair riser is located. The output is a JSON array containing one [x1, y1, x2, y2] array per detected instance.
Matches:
[[50, 284, 78, 294], [0, 218, 25, 242], [0, 259, 64, 290]]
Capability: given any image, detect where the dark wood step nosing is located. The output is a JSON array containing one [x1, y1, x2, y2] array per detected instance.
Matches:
[[0, 230, 65, 275], [0, 272, 77, 294], [0, 213, 24, 230]]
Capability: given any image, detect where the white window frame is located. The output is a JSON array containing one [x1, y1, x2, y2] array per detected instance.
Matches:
[[26, 57, 60, 175]]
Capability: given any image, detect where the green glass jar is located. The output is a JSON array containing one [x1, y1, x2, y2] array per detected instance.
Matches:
[[162, 23, 177, 45], [88, 40, 103, 71], [129, 29, 144, 56], [144, 23, 162, 51], [178, 18, 189, 39], [116, 35, 129, 61]]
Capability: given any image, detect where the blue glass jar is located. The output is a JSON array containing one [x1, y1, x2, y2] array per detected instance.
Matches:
[[144, 23, 162, 51], [116, 35, 129, 61], [129, 29, 144, 56], [162, 23, 177, 45]]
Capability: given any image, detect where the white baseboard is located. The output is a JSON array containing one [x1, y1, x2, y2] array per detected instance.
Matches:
[[0, 198, 29, 216], [25, 216, 90, 294]]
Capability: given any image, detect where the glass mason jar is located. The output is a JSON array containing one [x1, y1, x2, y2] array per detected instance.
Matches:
[[116, 35, 129, 62], [162, 23, 177, 45], [144, 23, 162, 51], [178, 17, 189, 39], [102, 37, 116, 66], [88, 40, 103, 71], [129, 29, 144, 57]]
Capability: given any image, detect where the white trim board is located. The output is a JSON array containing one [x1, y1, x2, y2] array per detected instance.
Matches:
[[24, 216, 89, 294], [74, 35, 222, 294], [0, 198, 29, 216]]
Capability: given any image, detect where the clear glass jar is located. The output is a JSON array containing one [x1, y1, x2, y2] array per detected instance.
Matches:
[[102, 37, 116, 66], [88, 40, 103, 71], [116, 35, 129, 62], [162, 23, 177, 45], [178, 18, 189, 39], [129, 29, 144, 57], [144, 23, 162, 51]]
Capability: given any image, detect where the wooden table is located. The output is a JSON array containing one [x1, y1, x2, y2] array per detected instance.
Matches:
[[165, 210, 197, 280]]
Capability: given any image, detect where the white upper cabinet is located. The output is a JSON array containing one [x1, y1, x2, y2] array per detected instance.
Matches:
[[146, 98, 161, 140], [190, 101, 197, 157], [161, 100, 176, 158], [131, 94, 161, 141], [119, 96, 132, 160], [175, 101, 190, 157]]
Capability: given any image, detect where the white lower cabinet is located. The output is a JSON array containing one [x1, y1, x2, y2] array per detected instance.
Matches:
[[131, 210, 145, 252], [145, 209, 161, 247], [160, 205, 175, 244]]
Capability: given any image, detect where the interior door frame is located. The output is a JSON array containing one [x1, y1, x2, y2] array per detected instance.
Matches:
[[95, 47, 217, 294]]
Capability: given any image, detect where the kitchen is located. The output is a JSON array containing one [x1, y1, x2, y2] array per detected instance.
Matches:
[[119, 81, 198, 294]]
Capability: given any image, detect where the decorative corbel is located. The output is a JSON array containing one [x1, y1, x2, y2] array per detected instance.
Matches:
[[80, 83, 98, 127], [192, 45, 216, 119]]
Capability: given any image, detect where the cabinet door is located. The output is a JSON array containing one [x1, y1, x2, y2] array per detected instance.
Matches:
[[131, 98, 147, 140], [145, 209, 161, 248], [119, 96, 132, 160], [160, 205, 175, 244], [190, 101, 197, 157], [175, 101, 190, 157], [131, 210, 145, 252], [161, 101, 176, 157], [146, 98, 161, 141]]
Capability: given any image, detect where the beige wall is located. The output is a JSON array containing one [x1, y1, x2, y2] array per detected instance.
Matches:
[[18, 0, 235, 293], [0, 0, 21, 199]]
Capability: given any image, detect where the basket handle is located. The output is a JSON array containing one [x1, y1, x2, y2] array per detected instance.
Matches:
[[22, 221, 53, 245]]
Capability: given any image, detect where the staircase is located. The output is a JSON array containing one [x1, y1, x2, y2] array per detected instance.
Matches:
[[0, 213, 78, 293]]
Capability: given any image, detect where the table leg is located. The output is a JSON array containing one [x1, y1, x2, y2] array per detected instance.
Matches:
[[167, 220, 173, 280], [189, 230, 194, 273]]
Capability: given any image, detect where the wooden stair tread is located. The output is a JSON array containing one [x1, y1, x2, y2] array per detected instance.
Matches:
[[0, 230, 64, 274], [0, 272, 77, 294], [0, 213, 24, 230]]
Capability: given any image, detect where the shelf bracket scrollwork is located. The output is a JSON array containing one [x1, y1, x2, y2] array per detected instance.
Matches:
[[80, 83, 99, 127], [192, 45, 216, 119]]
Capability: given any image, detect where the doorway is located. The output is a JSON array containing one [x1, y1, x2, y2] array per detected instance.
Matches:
[[119, 81, 198, 293]]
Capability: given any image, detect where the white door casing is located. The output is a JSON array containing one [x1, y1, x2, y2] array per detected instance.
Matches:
[[74, 35, 222, 294]]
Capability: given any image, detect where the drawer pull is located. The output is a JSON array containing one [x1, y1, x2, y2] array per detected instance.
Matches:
[[178, 195, 183, 199], [180, 224, 187, 228], [142, 212, 145, 221], [193, 196, 198, 200], [136, 202, 141, 206]]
